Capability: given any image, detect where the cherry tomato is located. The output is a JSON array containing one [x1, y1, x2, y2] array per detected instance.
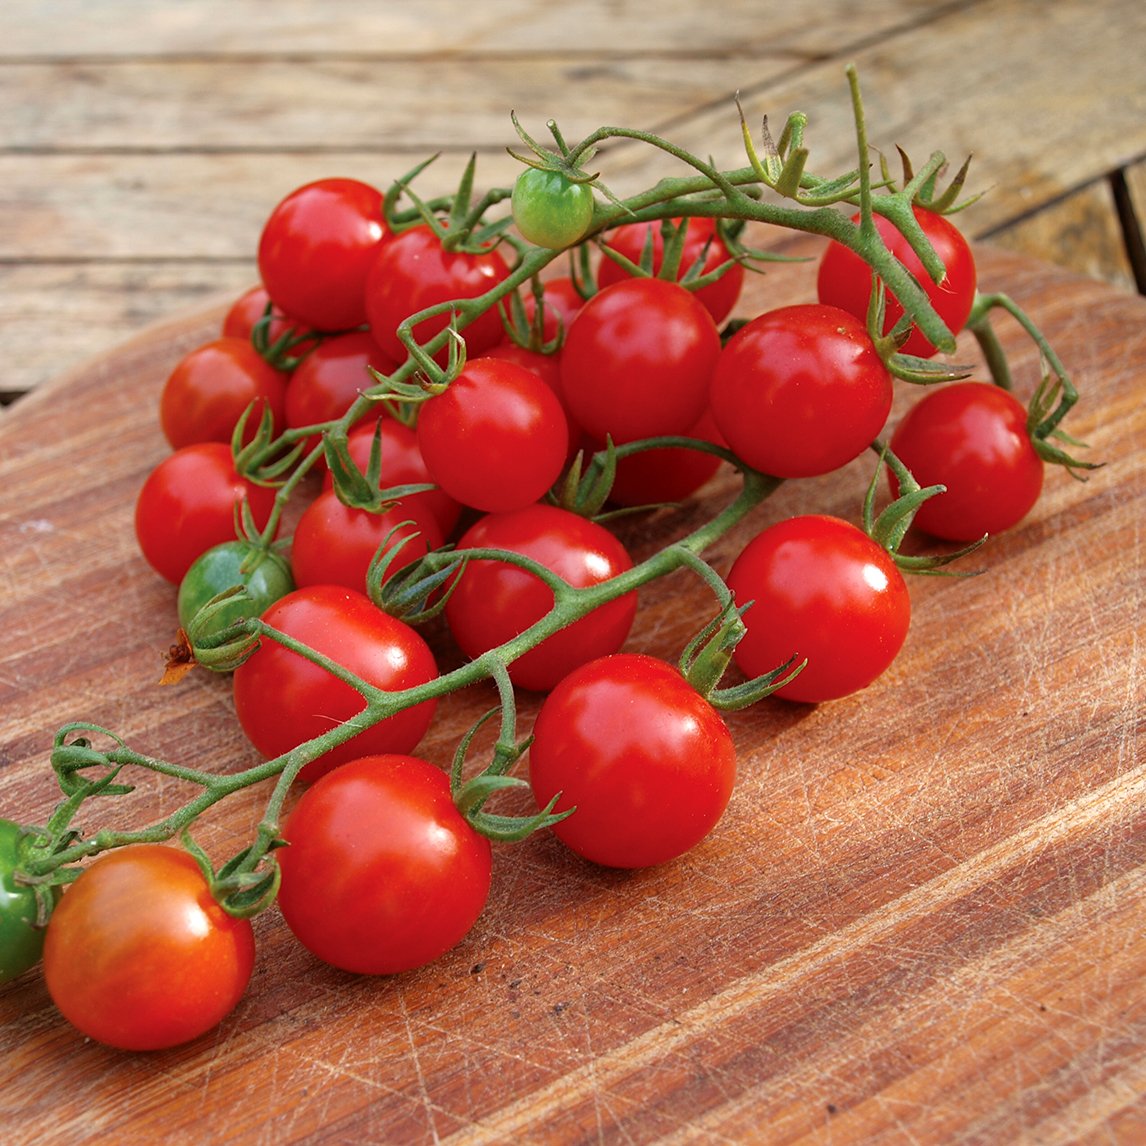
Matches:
[[726, 515, 910, 703], [134, 442, 277, 584], [42, 845, 255, 1051], [324, 416, 462, 538], [290, 489, 443, 594], [597, 216, 744, 324], [417, 357, 569, 513], [159, 336, 289, 450], [521, 275, 587, 341], [477, 345, 579, 465], [277, 755, 492, 974], [445, 504, 637, 692], [709, 303, 893, 478], [0, 819, 51, 983], [232, 585, 438, 785], [528, 653, 737, 868], [817, 205, 977, 358], [560, 277, 721, 445], [284, 329, 400, 454], [177, 539, 295, 638], [511, 167, 595, 248], [889, 381, 1045, 541], [221, 284, 310, 347], [257, 177, 389, 331], [596, 408, 726, 507], [364, 225, 511, 366]]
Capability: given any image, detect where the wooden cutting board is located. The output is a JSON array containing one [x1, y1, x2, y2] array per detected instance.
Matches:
[[0, 240, 1143, 1144]]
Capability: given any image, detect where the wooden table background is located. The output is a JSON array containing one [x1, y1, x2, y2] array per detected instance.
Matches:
[[1, 2, 1144, 1143]]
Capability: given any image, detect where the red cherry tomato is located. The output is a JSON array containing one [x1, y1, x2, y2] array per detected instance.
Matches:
[[284, 329, 399, 453], [416, 357, 569, 513], [364, 225, 511, 366], [817, 205, 977, 358], [520, 275, 587, 340], [889, 381, 1045, 541], [726, 515, 911, 703], [159, 336, 289, 450], [324, 416, 462, 538], [257, 177, 389, 331], [560, 277, 721, 445], [134, 442, 277, 584], [709, 303, 893, 478], [232, 585, 438, 785], [221, 284, 309, 346], [475, 344, 578, 464], [290, 488, 443, 593], [528, 653, 737, 868], [277, 754, 492, 974], [42, 845, 255, 1051], [597, 217, 744, 324], [445, 504, 637, 692], [595, 408, 726, 508]]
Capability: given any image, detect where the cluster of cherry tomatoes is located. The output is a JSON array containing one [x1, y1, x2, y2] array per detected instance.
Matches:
[[5, 154, 1059, 1052]]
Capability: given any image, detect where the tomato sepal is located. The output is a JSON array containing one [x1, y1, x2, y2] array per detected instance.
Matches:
[[182, 585, 264, 672], [865, 445, 988, 575], [181, 831, 283, 920], [448, 681, 572, 843]]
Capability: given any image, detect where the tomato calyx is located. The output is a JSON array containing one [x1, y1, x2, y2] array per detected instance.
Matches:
[[964, 292, 1102, 480], [1025, 373, 1103, 477], [864, 444, 988, 575], [248, 300, 321, 371], [323, 417, 439, 514], [449, 665, 572, 843], [552, 435, 739, 520], [675, 569, 806, 711], [497, 277, 566, 355], [181, 831, 283, 920], [882, 144, 982, 217], [596, 215, 746, 301], [180, 584, 264, 671], [865, 276, 976, 386]]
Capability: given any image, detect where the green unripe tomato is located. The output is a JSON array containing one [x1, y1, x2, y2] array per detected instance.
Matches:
[[0, 819, 52, 983], [511, 168, 595, 249], [177, 539, 295, 638]]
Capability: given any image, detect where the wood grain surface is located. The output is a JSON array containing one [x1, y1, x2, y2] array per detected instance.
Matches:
[[0, 236, 1142, 1143]]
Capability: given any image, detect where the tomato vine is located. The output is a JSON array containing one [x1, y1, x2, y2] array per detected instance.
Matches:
[[1, 65, 1099, 1049]]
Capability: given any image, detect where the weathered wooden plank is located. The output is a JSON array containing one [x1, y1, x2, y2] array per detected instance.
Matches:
[[0, 263, 257, 405], [3, 0, 1141, 402], [0, 0, 957, 58], [0, 55, 784, 153], [602, 0, 1146, 217], [984, 179, 1137, 294]]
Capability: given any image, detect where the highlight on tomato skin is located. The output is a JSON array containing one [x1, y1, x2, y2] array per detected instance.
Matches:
[[41, 845, 256, 1052]]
